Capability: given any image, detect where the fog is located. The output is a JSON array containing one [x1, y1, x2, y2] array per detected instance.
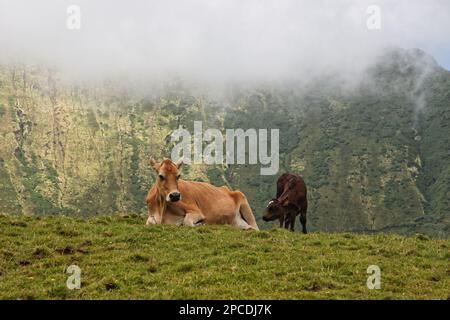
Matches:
[[0, 0, 449, 84]]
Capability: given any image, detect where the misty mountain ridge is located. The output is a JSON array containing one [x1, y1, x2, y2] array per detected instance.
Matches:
[[0, 47, 448, 237]]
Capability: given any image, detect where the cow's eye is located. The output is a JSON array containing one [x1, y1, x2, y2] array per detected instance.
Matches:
[[159, 174, 165, 181], [176, 175, 181, 180]]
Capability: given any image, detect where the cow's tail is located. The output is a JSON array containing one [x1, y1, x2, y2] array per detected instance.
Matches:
[[239, 196, 259, 230]]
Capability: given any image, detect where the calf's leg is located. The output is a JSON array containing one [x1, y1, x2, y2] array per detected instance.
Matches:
[[279, 216, 284, 228], [283, 215, 290, 230], [300, 201, 308, 234], [289, 214, 296, 232], [300, 213, 307, 234]]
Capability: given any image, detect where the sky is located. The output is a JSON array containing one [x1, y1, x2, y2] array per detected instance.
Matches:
[[0, 0, 449, 83]]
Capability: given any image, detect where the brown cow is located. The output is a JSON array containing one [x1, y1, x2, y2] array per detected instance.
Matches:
[[262, 173, 308, 233], [145, 159, 259, 230]]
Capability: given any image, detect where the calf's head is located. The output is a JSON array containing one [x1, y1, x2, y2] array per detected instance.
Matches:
[[150, 158, 183, 202], [263, 199, 284, 221]]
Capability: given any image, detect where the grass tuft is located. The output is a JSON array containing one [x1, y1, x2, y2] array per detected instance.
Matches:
[[0, 214, 448, 300]]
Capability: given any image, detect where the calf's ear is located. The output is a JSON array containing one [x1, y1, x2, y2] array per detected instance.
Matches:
[[149, 159, 160, 172]]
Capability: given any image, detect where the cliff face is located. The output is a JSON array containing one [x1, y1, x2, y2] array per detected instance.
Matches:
[[0, 49, 448, 237]]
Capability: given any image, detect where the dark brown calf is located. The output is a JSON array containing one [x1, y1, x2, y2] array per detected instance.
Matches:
[[263, 173, 308, 233]]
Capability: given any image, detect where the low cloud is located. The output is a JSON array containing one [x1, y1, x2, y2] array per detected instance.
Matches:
[[0, 0, 449, 83]]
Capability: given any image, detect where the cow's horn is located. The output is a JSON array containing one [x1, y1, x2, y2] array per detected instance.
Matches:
[[149, 158, 160, 171], [175, 158, 183, 169]]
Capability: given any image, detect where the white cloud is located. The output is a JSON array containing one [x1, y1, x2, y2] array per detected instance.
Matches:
[[0, 0, 449, 82]]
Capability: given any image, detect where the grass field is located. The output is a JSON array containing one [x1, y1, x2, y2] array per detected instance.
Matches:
[[0, 214, 448, 300]]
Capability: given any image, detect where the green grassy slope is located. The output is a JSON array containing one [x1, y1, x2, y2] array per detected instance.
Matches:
[[0, 214, 448, 300], [0, 48, 448, 236]]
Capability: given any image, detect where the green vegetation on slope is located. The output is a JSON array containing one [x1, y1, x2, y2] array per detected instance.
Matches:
[[0, 214, 448, 299], [0, 48, 448, 236]]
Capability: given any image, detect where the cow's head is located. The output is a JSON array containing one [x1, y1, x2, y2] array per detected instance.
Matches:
[[263, 198, 284, 221], [150, 158, 183, 202]]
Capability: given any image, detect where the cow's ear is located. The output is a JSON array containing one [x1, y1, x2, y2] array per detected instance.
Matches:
[[175, 159, 183, 169], [149, 159, 160, 172]]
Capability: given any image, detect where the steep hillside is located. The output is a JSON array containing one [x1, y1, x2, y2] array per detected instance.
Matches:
[[0, 214, 448, 299], [0, 48, 448, 236]]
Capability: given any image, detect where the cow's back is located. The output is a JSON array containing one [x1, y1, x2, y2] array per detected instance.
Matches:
[[277, 172, 307, 207], [178, 180, 240, 221]]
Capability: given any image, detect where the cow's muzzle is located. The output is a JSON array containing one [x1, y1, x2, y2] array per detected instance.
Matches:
[[169, 192, 181, 202], [263, 214, 276, 222]]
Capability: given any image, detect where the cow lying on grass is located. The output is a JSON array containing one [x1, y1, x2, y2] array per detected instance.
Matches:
[[145, 159, 259, 230], [263, 172, 308, 233]]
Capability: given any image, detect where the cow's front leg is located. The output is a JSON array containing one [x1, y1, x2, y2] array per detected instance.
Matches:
[[183, 212, 206, 227], [146, 201, 161, 226], [146, 215, 157, 226]]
